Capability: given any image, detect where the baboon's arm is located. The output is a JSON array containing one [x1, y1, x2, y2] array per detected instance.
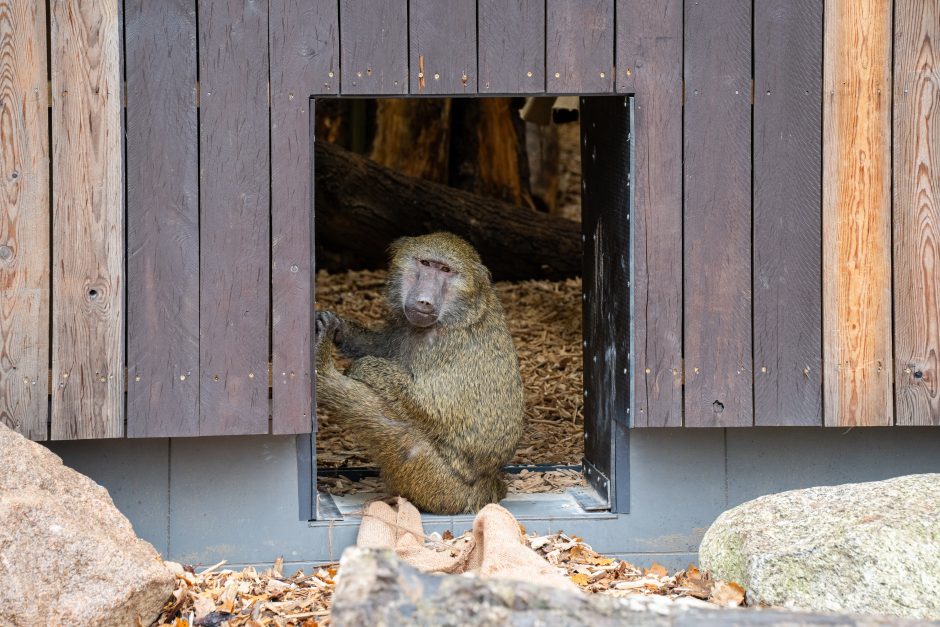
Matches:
[[335, 318, 394, 359]]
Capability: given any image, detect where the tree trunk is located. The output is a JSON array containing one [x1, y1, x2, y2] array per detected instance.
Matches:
[[369, 99, 452, 183], [315, 140, 581, 281]]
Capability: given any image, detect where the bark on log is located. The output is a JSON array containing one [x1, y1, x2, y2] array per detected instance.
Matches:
[[331, 548, 919, 627], [315, 140, 582, 281]]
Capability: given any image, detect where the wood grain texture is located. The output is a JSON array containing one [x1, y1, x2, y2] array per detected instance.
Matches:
[[271, 17, 314, 434], [683, 0, 752, 427], [478, 0, 544, 94], [199, 0, 269, 435], [270, 0, 339, 96], [0, 0, 49, 440], [546, 0, 613, 94], [580, 96, 631, 501], [50, 0, 124, 440], [753, 0, 823, 426], [125, 0, 199, 437], [409, 0, 476, 95], [822, 0, 893, 427], [893, 0, 940, 425], [616, 0, 683, 427], [340, 0, 407, 95]]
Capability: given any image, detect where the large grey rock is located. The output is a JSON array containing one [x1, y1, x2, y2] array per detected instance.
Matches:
[[0, 423, 175, 626], [330, 547, 929, 626], [700, 474, 940, 619]]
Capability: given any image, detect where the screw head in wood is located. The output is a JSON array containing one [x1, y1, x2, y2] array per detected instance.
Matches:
[[0, 245, 12, 260], [248, 373, 255, 379], [554, 72, 561, 79], [434, 73, 440, 80], [599, 72, 605, 78], [418, 72, 425, 79], [328, 71, 334, 78]]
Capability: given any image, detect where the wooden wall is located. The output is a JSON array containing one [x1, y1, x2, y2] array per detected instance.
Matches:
[[1, 0, 937, 440]]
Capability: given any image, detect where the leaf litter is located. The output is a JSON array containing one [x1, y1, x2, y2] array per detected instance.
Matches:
[[155, 534, 744, 626]]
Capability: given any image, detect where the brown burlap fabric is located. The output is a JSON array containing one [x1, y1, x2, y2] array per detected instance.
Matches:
[[357, 497, 578, 592]]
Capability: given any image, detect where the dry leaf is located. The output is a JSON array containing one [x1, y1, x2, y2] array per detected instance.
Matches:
[[646, 562, 668, 578], [709, 581, 746, 607], [570, 573, 590, 586]]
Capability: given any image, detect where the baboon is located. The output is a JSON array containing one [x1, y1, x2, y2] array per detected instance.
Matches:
[[315, 232, 525, 515]]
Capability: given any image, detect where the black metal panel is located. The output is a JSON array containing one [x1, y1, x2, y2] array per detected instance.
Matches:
[[581, 96, 632, 513]]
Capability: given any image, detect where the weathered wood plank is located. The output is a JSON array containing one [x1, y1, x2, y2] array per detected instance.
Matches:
[[271, 25, 315, 435], [199, 0, 269, 435], [546, 0, 613, 94], [409, 0, 476, 95], [753, 0, 823, 426], [893, 0, 940, 426], [0, 0, 49, 440], [340, 0, 407, 95], [50, 0, 124, 440], [683, 0, 752, 427], [125, 0, 199, 437], [270, 0, 339, 96], [822, 0, 893, 427], [478, 0, 544, 94], [616, 0, 683, 427]]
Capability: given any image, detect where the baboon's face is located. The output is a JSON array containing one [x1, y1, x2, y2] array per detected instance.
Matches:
[[400, 255, 459, 327]]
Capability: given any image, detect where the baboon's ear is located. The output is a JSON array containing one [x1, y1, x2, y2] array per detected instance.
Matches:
[[388, 237, 412, 259]]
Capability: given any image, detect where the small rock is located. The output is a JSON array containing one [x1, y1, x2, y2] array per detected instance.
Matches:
[[0, 423, 175, 626], [700, 474, 940, 619]]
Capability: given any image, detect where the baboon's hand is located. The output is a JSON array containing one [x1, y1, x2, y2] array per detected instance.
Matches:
[[315, 310, 341, 346]]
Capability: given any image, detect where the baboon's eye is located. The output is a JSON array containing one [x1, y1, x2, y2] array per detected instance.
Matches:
[[440, 265, 451, 273], [420, 259, 430, 267]]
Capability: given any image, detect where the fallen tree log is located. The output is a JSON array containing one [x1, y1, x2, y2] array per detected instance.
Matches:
[[315, 140, 582, 281]]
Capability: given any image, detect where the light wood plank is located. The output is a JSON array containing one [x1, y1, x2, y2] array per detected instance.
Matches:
[[894, 0, 940, 425], [0, 0, 49, 440], [51, 0, 124, 440], [822, 0, 893, 426]]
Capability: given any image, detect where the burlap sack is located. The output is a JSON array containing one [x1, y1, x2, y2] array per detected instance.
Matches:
[[357, 497, 578, 592]]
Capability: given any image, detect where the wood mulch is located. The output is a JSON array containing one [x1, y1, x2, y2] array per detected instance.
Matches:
[[155, 534, 743, 626], [314, 269, 585, 494]]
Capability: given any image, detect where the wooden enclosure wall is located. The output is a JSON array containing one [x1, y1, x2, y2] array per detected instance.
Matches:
[[1, 0, 937, 440]]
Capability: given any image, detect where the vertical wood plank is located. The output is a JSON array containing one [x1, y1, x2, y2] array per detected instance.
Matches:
[[752, 0, 823, 426], [271, 18, 315, 435], [270, 0, 339, 96], [478, 0, 544, 94], [409, 0, 476, 95], [546, 0, 613, 94], [340, 0, 407, 95], [893, 0, 940, 425], [0, 0, 49, 440], [616, 0, 683, 427], [822, 0, 893, 427], [51, 0, 124, 440], [125, 0, 199, 437], [199, 0, 269, 435], [683, 0, 752, 427]]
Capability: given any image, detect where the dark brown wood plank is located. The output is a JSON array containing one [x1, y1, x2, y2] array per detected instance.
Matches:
[[893, 0, 939, 425], [51, 0, 124, 440], [0, 0, 49, 440], [683, 0, 752, 427], [199, 0, 269, 435], [270, 0, 339, 96], [409, 0, 476, 95], [339, 0, 407, 95], [822, 0, 892, 427], [752, 0, 823, 426], [546, 0, 613, 94], [616, 0, 683, 427], [271, 27, 315, 435], [125, 0, 199, 437], [478, 0, 544, 94], [581, 96, 631, 504]]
